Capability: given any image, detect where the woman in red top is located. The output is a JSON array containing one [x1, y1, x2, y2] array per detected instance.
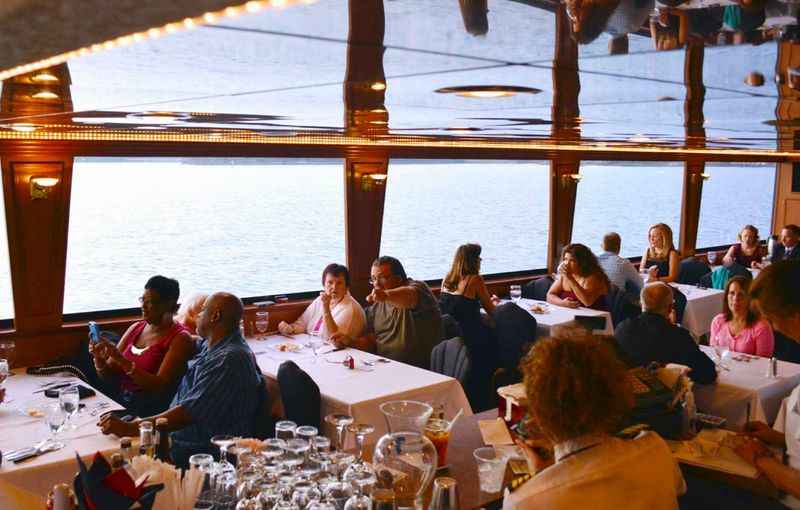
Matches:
[[90, 276, 194, 416]]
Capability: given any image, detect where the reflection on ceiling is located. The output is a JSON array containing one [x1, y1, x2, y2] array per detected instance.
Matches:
[[0, 0, 799, 156]]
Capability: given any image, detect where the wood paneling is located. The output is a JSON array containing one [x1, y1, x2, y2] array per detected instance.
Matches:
[[773, 42, 800, 232]]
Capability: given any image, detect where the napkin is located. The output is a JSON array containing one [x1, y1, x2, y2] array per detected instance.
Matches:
[[73, 452, 162, 510], [131, 456, 204, 510], [479, 418, 514, 445]]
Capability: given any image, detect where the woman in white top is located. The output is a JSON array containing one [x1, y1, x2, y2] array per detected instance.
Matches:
[[278, 263, 366, 340]]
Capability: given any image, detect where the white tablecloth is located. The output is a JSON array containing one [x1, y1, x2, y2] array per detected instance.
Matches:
[[247, 334, 472, 446], [511, 298, 614, 337], [670, 283, 724, 339], [694, 346, 800, 428], [0, 371, 124, 509]]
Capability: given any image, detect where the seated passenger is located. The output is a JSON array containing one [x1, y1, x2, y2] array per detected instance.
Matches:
[[770, 224, 800, 263], [89, 276, 194, 417], [176, 293, 208, 335], [331, 256, 441, 369], [642, 223, 681, 283], [505, 332, 685, 509], [722, 224, 763, 269], [547, 243, 610, 310], [278, 263, 366, 340], [100, 292, 264, 468], [710, 276, 773, 357], [614, 282, 717, 384], [597, 232, 643, 304], [737, 262, 800, 507]]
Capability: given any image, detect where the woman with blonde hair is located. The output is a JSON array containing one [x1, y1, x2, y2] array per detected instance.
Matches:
[[722, 225, 763, 269], [642, 223, 680, 283], [547, 243, 610, 310], [176, 293, 208, 336]]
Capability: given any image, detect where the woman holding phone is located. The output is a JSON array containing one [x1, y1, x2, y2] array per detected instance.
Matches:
[[89, 275, 194, 417]]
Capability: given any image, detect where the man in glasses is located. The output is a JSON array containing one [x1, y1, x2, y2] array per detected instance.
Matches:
[[332, 256, 441, 368]]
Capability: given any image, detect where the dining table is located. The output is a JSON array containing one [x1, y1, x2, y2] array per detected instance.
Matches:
[[246, 333, 473, 447], [508, 298, 614, 337], [670, 283, 724, 339], [694, 345, 800, 427], [0, 370, 124, 509]]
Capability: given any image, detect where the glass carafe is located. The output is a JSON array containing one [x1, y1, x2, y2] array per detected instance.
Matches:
[[372, 401, 438, 510]]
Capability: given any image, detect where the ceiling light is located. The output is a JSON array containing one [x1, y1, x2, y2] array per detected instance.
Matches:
[[31, 90, 59, 100], [435, 85, 542, 98], [30, 72, 59, 83], [9, 124, 37, 132]]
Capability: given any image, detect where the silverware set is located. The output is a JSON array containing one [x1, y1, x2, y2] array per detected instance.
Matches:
[[4, 439, 61, 463]]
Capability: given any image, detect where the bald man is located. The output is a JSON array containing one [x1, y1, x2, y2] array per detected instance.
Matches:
[[100, 292, 264, 466], [614, 282, 716, 384]]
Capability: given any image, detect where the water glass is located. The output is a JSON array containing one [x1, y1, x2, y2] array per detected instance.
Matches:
[[44, 403, 67, 449], [707, 251, 718, 266], [59, 385, 80, 427], [313, 436, 331, 453], [276, 420, 297, 441], [255, 310, 270, 339], [0, 341, 14, 368], [509, 285, 522, 303], [0, 359, 9, 386], [473, 447, 507, 493]]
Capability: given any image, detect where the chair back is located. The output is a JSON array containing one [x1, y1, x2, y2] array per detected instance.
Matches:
[[606, 284, 641, 328], [522, 276, 553, 301], [677, 258, 711, 285], [493, 302, 538, 371], [253, 376, 275, 440], [430, 337, 471, 385], [277, 361, 321, 429]]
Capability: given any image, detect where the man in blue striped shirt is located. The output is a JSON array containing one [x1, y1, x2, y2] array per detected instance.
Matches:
[[597, 232, 643, 304], [99, 292, 263, 467]]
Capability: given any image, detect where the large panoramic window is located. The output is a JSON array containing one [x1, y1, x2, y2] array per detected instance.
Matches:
[[381, 160, 550, 280], [572, 163, 683, 258], [0, 176, 13, 321], [64, 158, 345, 314], [696, 163, 775, 248]]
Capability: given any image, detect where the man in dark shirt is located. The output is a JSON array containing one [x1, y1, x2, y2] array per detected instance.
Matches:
[[99, 292, 264, 466], [771, 225, 800, 263], [614, 282, 717, 384]]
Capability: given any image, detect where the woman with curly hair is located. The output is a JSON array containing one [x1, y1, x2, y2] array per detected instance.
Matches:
[[504, 333, 685, 509], [547, 243, 610, 310]]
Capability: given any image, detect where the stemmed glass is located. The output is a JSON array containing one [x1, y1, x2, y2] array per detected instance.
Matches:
[[261, 438, 286, 462], [509, 285, 522, 303], [283, 438, 310, 472], [324, 413, 354, 452], [707, 251, 718, 266], [255, 311, 270, 340], [0, 341, 14, 377], [344, 424, 374, 474], [276, 420, 297, 441], [211, 434, 237, 481], [0, 358, 9, 387], [44, 403, 66, 450], [59, 385, 80, 430]]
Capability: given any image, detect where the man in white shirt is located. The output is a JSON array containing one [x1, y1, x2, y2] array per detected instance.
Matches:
[[505, 332, 685, 510], [597, 232, 643, 303]]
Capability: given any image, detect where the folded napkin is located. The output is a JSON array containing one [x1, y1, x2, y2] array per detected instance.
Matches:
[[479, 418, 514, 446], [131, 456, 204, 510], [73, 452, 162, 510]]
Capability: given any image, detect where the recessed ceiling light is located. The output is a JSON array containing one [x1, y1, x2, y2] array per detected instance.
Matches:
[[31, 72, 59, 83], [435, 85, 542, 98], [31, 90, 59, 100]]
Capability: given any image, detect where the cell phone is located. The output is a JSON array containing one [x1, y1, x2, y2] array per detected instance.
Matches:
[[88, 321, 101, 344], [695, 413, 726, 429]]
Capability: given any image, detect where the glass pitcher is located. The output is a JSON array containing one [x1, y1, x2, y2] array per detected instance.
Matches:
[[372, 401, 438, 510]]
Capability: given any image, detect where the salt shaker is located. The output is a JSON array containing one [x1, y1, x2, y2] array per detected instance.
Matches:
[[766, 357, 778, 378]]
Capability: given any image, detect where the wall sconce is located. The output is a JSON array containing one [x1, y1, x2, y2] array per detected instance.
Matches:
[[30, 176, 59, 199], [360, 173, 388, 192], [560, 173, 582, 186]]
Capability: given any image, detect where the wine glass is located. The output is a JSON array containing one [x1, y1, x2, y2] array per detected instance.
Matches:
[[0, 341, 14, 376], [296, 425, 319, 449], [0, 359, 9, 386], [211, 434, 237, 480], [344, 423, 374, 472], [324, 413, 354, 451], [59, 385, 80, 429], [323, 481, 353, 509], [707, 251, 718, 266], [44, 402, 66, 450], [283, 438, 310, 471], [509, 285, 522, 303], [276, 420, 297, 441], [255, 311, 269, 339], [291, 479, 322, 508], [261, 438, 286, 462]]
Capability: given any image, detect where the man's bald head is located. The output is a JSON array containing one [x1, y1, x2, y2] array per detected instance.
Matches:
[[641, 282, 673, 317], [198, 292, 244, 339]]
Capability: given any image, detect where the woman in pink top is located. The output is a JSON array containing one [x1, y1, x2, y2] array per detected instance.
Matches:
[[710, 276, 774, 357], [90, 276, 194, 416]]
